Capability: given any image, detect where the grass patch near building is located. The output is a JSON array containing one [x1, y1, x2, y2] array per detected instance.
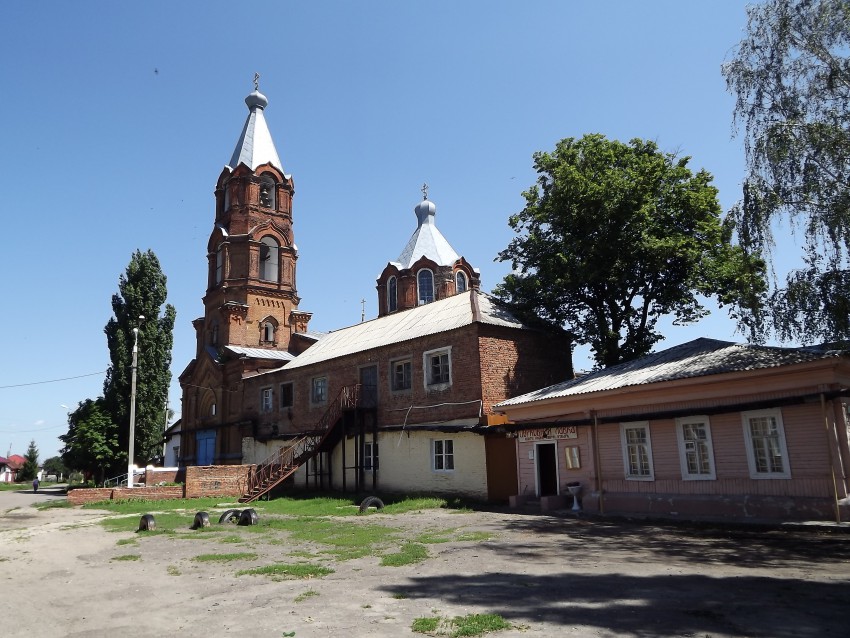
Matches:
[[381, 542, 428, 567], [412, 613, 511, 637], [192, 552, 258, 563], [236, 563, 334, 581]]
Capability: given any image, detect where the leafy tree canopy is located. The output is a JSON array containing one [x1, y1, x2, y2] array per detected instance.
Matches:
[[42, 456, 68, 478], [60, 398, 119, 484], [495, 134, 766, 368], [723, 0, 850, 343], [102, 249, 176, 467]]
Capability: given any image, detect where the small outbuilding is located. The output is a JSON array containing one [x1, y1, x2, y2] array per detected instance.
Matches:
[[495, 338, 850, 522]]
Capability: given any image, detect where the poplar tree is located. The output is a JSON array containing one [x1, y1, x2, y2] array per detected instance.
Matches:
[[102, 250, 176, 467]]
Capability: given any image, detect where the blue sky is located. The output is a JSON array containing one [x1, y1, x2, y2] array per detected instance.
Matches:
[[0, 1, 798, 461]]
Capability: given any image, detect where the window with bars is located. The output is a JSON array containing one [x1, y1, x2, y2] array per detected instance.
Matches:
[[620, 422, 654, 480]]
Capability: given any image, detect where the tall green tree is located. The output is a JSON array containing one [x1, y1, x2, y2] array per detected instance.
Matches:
[[59, 398, 118, 484], [495, 134, 766, 368], [19, 439, 39, 482], [102, 250, 176, 467], [723, 0, 850, 343], [42, 456, 68, 480]]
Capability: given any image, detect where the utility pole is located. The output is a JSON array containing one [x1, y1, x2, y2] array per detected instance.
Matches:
[[127, 315, 144, 487]]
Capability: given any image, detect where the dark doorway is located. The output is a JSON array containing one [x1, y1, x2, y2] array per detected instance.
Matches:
[[536, 442, 558, 496]]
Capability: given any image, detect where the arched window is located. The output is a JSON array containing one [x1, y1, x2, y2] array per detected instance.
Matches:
[[417, 269, 434, 305], [388, 276, 398, 313], [259, 174, 276, 209], [211, 323, 219, 346], [215, 246, 224, 284], [259, 236, 280, 282], [262, 321, 275, 343], [456, 271, 467, 293]]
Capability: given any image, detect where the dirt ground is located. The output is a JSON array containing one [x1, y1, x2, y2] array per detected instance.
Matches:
[[2, 487, 849, 638]]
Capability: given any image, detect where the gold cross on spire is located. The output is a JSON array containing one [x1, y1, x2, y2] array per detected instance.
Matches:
[[421, 182, 429, 201]]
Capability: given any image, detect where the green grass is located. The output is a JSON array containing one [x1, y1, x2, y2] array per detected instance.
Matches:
[[218, 534, 244, 544], [192, 552, 258, 562], [252, 516, 399, 560], [0, 483, 26, 491], [294, 589, 319, 603], [236, 563, 334, 581], [381, 542, 428, 567], [35, 499, 73, 510], [116, 538, 138, 546], [411, 613, 511, 637], [112, 554, 140, 561]]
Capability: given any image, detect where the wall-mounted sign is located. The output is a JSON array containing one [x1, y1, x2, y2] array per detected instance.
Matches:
[[518, 426, 578, 442]]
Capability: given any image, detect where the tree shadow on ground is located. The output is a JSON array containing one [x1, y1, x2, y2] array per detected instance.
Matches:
[[485, 512, 850, 569], [381, 571, 848, 637]]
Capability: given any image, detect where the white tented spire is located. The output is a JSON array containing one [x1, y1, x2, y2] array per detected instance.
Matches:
[[228, 80, 284, 172]]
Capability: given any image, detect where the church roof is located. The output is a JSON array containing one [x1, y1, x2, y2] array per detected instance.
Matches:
[[281, 290, 530, 371], [392, 197, 461, 269], [224, 346, 296, 362], [228, 89, 286, 174]]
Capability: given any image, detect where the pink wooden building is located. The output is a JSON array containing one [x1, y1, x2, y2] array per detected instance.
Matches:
[[495, 338, 850, 522]]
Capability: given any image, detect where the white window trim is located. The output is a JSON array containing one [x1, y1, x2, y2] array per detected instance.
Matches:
[[741, 408, 791, 479], [423, 346, 452, 391], [619, 421, 655, 481], [417, 268, 435, 305], [311, 376, 328, 405], [675, 415, 716, 480], [364, 440, 378, 471], [431, 438, 455, 473]]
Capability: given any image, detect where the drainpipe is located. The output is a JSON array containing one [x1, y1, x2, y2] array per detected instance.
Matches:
[[592, 410, 604, 515], [820, 393, 841, 524]]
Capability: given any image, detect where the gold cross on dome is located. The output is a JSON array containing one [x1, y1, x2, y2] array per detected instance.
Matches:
[[421, 183, 429, 200]]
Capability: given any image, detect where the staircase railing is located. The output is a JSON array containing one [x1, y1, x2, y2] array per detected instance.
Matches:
[[240, 384, 362, 502]]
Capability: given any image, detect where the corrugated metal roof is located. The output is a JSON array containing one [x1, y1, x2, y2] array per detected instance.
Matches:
[[496, 337, 845, 408], [225, 346, 295, 361], [284, 290, 528, 370]]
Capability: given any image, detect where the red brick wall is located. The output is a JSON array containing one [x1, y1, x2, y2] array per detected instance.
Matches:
[[67, 486, 185, 505], [184, 465, 251, 498]]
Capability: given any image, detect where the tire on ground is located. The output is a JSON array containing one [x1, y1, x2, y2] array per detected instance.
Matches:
[[238, 508, 259, 526], [358, 496, 385, 513], [218, 509, 241, 524], [192, 511, 211, 529], [138, 514, 156, 531]]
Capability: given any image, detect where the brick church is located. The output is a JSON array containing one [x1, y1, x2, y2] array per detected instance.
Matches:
[[177, 84, 571, 502]]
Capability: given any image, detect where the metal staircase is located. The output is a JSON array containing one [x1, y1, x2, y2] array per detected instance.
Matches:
[[239, 384, 361, 503]]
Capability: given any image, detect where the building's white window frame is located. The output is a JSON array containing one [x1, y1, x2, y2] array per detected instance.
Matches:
[[260, 387, 273, 413], [675, 415, 716, 480], [279, 382, 294, 409], [432, 438, 455, 472], [742, 408, 791, 479], [387, 276, 398, 313], [261, 321, 275, 343], [417, 268, 434, 305], [311, 376, 328, 405], [620, 421, 655, 480], [423, 346, 452, 390], [364, 439, 379, 471], [456, 270, 467, 293], [391, 357, 412, 392]]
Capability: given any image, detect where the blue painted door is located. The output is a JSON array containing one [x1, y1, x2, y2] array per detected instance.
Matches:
[[196, 430, 216, 466]]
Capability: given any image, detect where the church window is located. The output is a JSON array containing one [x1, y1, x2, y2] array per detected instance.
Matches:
[[259, 174, 276, 209], [215, 246, 224, 284], [262, 321, 275, 343], [260, 236, 280, 282], [211, 323, 219, 346], [388, 276, 398, 313], [456, 271, 467, 293], [417, 269, 434, 305]]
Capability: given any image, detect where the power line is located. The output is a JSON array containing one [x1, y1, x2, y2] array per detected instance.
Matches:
[[0, 370, 107, 390]]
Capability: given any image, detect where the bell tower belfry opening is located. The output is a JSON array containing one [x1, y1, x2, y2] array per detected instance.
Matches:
[[200, 78, 309, 356]]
